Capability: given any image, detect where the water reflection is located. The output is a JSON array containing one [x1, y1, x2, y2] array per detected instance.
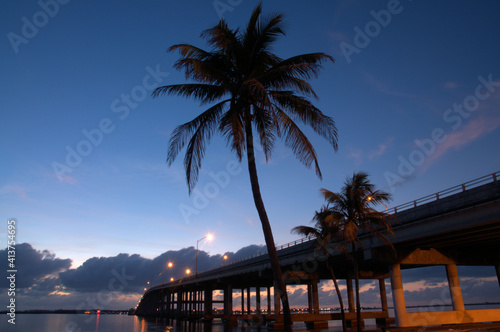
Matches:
[[136, 317, 271, 332], [95, 313, 100, 331]]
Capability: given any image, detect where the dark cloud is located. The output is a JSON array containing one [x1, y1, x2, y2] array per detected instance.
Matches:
[[0, 243, 71, 289], [59, 253, 149, 293], [58, 245, 266, 293]]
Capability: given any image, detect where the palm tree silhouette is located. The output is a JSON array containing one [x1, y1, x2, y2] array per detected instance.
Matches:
[[315, 171, 395, 331], [153, 4, 337, 329], [291, 206, 347, 332]]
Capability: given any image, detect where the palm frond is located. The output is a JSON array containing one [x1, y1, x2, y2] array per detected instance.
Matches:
[[168, 44, 211, 59], [152, 84, 228, 105], [252, 105, 275, 162], [276, 109, 322, 179], [219, 103, 245, 161], [269, 91, 338, 150], [291, 225, 320, 238]]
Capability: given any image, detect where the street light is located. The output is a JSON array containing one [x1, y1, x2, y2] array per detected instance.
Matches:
[[162, 261, 174, 284], [196, 233, 214, 276], [367, 195, 389, 213], [186, 269, 191, 275]]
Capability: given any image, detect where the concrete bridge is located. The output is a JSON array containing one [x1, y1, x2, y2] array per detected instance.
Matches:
[[135, 172, 500, 329]]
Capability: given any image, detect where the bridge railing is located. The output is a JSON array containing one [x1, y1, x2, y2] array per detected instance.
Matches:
[[389, 171, 498, 214], [199, 171, 499, 274]]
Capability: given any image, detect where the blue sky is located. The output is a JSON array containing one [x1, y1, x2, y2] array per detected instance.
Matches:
[[1, 0, 500, 311]]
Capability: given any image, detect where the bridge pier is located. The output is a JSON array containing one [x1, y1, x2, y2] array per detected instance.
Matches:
[[376, 278, 391, 326], [390, 263, 409, 327], [271, 284, 283, 328], [495, 264, 500, 288], [247, 288, 251, 314], [446, 264, 465, 311], [223, 284, 237, 326], [305, 278, 328, 328], [345, 276, 364, 328], [203, 287, 213, 322], [256, 287, 261, 314]]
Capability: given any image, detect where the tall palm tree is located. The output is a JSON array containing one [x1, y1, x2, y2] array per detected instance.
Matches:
[[152, 4, 338, 329], [291, 207, 347, 332], [319, 171, 395, 331]]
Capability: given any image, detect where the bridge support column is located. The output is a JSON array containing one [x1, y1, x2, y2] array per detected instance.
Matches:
[[188, 291, 193, 317], [256, 287, 261, 314], [390, 264, 409, 327], [267, 287, 271, 314], [241, 288, 245, 314], [272, 285, 283, 327], [495, 265, 500, 288], [203, 287, 213, 322], [305, 278, 328, 328], [177, 291, 182, 318], [446, 264, 465, 311], [376, 278, 390, 326], [165, 291, 170, 317], [307, 283, 313, 313], [247, 288, 251, 314], [346, 276, 357, 327], [223, 284, 236, 326], [311, 279, 320, 315]]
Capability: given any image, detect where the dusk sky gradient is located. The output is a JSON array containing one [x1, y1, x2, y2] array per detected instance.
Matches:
[[1, 0, 500, 311]]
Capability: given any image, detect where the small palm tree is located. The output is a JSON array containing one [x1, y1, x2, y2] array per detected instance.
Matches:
[[291, 207, 347, 332], [152, 4, 338, 329], [303, 172, 394, 331]]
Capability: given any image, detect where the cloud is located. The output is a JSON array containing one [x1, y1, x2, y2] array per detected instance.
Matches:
[[0, 184, 29, 198], [363, 73, 417, 98], [58, 244, 266, 294], [369, 138, 394, 160], [421, 115, 500, 171], [0, 243, 71, 289], [347, 138, 394, 166], [347, 149, 364, 166], [444, 81, 459, 90]]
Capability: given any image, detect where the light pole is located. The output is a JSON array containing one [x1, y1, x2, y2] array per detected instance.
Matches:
[[367, 195, 389, 213], [196, 233, 213, 276]]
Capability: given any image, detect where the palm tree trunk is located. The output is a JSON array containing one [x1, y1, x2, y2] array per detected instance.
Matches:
[[327, 261, 346, 332], [244, 113, 292, 330], [352, 244, 362, 331]]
